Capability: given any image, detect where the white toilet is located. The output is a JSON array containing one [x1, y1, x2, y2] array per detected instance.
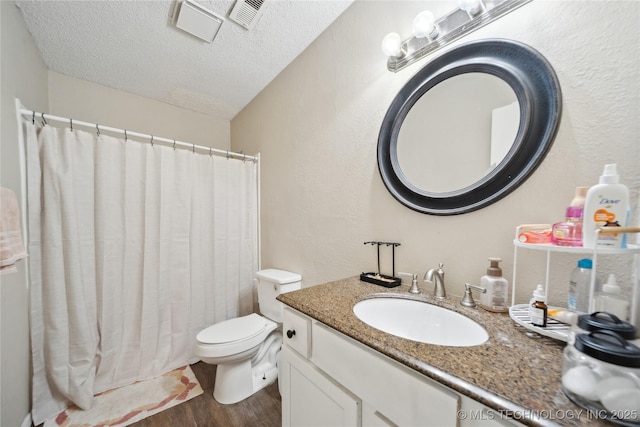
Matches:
[[195, 268, 302, 404]]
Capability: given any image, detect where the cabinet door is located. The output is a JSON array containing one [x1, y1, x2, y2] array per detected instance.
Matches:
[[281, 346, 360, 427], [362, 402, 398, 427], [312, 321, 459, 426]]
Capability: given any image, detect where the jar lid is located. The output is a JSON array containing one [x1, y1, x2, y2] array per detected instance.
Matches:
[[576, 311, 637, 340], [574, 330, 640, 367]]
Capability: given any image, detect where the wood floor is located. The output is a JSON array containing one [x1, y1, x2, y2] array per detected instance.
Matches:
[[130, 362, 282, 427]]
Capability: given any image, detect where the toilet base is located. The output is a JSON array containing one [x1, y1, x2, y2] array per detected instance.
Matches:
[[213, 361, 278, 404], [212, 332, 282, 404]]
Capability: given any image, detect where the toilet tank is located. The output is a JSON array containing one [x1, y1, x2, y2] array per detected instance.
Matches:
[[256, 269, 302, 322]]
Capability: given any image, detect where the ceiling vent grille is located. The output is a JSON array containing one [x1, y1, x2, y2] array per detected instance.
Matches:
[[175, 0, 224, 43], [229, 0, 266, 30]]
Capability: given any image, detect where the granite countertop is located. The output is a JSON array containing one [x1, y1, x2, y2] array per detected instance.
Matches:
[[277, 276, 613, 427]]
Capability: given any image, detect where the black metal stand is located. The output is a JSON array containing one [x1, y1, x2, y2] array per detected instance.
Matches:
[[360, 241, 401, 288]]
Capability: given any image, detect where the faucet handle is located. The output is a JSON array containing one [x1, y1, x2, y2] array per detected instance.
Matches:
[[461, 283, 486, 308], [398, 272, 420, 294]]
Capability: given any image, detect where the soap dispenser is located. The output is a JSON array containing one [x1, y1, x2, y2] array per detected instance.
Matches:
[[479, 258, 509, 313]]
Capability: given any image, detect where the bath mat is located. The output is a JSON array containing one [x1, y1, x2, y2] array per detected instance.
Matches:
[[44, 365, 203, 427]]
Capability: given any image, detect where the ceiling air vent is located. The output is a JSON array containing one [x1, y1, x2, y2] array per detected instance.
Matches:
[[175, 0, 225, 43], [228, 0, 266, 30]]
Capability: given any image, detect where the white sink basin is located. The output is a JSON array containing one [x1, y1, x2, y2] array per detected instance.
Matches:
[[353, 297, 489, 347]]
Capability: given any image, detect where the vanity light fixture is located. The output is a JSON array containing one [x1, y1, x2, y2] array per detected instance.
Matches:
[[381, 32, 404, 58], [459, 0, 484, 16], [382, 0, 531, 72], [412, 11, 438, 39]]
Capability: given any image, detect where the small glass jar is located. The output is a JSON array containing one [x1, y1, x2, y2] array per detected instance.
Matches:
[[551, 219, 583, 246], [551, 206, 584, 247], [562, 330, 640, 424]]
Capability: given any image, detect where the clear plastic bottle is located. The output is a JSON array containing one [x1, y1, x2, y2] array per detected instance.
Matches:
[[568, 258, 597, 313], [594, 274, 630, 321]]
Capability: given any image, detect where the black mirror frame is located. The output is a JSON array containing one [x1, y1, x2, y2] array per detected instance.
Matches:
[[377, 39, 562, 215]]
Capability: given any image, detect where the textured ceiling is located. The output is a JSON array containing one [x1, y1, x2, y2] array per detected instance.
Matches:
[[16, 0, 353, 120]]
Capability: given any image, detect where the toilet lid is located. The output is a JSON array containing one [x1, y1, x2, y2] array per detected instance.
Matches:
[[197, 313, 267, 344]]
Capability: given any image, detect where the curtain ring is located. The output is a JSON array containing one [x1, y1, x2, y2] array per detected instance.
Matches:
[[96, 124, 100, 136], [41, 113, 47, 126], [209, 147, 212, 157], [173, 140, 176, 150], [150, 135, 154, 147], [193, 144, 195, 154], [32, 111, 35, 125], [124, 130, 128, 141], [226, 150, 230, 159], [70, 118, 73, 131]]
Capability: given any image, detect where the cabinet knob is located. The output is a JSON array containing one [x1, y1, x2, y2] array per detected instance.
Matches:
[[286, 329, 296, 339]]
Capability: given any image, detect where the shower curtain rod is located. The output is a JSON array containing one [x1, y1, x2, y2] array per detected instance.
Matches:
[[20, 108, 257, 162]]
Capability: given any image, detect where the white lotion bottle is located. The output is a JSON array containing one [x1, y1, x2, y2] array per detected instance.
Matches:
[[479, 257, 508, 313], [582, 164, 630, 248]]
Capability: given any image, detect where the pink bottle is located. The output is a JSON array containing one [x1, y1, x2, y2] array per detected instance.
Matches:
[[551, 187, 589, 247]]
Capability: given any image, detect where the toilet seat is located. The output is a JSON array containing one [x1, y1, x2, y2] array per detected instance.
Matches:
[[195, 313, 277, 359], [197, 313, 267, 344]]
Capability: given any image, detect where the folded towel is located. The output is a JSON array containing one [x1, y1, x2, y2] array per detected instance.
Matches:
[[0, 187, 27, 275]]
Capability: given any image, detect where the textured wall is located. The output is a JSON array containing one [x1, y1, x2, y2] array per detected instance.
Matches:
[[48, 72, 231, 150], [0, 2, 49, 426], [232, 1, 639, 317]]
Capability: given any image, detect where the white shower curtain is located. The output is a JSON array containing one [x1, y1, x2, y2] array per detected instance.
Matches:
[[24, 122, 258, 425]]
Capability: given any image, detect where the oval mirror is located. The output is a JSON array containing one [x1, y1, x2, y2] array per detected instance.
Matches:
[[378, 39, 562, 215]]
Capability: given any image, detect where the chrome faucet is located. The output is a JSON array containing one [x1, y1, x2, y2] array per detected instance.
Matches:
[[424, 263, 446, 299]]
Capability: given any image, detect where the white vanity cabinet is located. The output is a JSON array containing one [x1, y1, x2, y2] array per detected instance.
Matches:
[[281, 306, 521, 427], [280, 346, 360, 426], [280, 307, 360, 426]]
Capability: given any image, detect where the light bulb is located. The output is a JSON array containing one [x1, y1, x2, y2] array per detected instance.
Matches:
[[381, 32, 402, 57], [412, 11, 438, 39], [459, 0, 483, 15]]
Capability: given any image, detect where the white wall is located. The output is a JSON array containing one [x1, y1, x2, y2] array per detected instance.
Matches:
[[0, 2, 49, 426], [231, 1, 640, 308], [48, 71, 231, 150]]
